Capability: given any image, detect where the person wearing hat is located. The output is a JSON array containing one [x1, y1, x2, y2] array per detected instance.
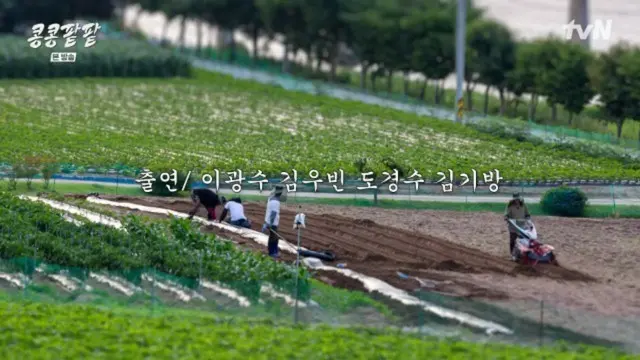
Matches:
[[219, 197, 251, 229], [504, 192, 531, 258], [262, 185, 283, 258]]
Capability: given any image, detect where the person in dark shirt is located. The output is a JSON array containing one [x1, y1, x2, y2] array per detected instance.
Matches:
[[188, 188, 222, 221]]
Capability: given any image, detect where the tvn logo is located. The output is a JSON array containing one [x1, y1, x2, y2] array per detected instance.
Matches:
[[563, 19, 612, 41], [50, 52, 76, 63]]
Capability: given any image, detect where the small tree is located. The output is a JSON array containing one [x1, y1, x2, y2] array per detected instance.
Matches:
[[14, 156, 43, 190], [41, 159, 60, 190], [5, 169, 17, 191], [354, 157, 406, 205], [544, 43, 595, 125], [590, 42, 640, 139], [467, 19, 516, 116]]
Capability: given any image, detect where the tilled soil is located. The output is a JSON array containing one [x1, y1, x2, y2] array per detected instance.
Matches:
[[87, 195, 596, 295], [59, 194, 640, 348]]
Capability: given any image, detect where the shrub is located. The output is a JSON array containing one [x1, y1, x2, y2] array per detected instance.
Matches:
[[540, 186, 588, 217], [0, 35, 191, 79], [148, 169, 194, 197]]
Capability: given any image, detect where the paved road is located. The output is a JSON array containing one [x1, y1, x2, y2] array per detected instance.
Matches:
[[33, 179, 640, 206]]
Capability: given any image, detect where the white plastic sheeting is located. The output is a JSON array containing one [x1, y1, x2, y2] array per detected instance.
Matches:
[[20, 196, 125, 229], [200, 280, 251, 307], [84, 197, 513, 335], [86, 196, 307, 253], [89, 273, 139, 297], [141, 273, 205, 302], [261, 283, 307, 308], [0, 273, 26, 288]]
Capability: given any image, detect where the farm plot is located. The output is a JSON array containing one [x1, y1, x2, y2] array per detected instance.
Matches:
[[82, 195, 596, 292], [77, 194, 640, 349], [0, 193, 393, 325], [2, 300, 633, 360], [0, 72, 639, 180]]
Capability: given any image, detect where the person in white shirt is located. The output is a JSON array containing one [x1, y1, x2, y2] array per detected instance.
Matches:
[[219, 197, 251, 229], [262, 186, 283, 258]]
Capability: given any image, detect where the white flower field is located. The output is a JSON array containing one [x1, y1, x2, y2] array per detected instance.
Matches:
[[0, 73, 638, 180]]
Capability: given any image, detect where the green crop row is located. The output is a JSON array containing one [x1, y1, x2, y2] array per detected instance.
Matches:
[[0, 35, 191, 79], [0, 70, 638, 181], [0, 193, 308, 301], [0, 300, 636, 360]]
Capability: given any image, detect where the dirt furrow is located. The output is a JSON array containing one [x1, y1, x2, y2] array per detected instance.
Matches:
[[92, 196, 594, 284], [246, 214, 421, 263], [251, 206, 594, 281], [245, 205, 520, 275], [321, 214, 520, 272]]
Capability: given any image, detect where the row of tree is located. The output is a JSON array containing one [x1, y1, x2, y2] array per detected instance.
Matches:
[[2, 0, 638, 138], [0, 0, 114, 33], [127, 0, 639, 138]]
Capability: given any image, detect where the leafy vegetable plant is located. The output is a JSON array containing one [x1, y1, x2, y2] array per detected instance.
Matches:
[[0, 72, 638, 181], [0, 193, 309, 301]]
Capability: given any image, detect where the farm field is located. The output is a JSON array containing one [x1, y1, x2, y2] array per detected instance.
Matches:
[[47, 193, 640, 351], [3, 300, 635, 360], [0, 191, 406, 331], [127, 5, 640, 143], [3, 190, 640, 349], [1, 57, 639, 356], [2, 4, 640, 359], [1, 71, 639, 180]]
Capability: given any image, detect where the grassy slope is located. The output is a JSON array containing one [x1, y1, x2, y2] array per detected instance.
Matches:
[[346, 71, 640, 142], [0, 299, 636, 360], [202, 45, 640, 142], [0, 71, 638, 180]]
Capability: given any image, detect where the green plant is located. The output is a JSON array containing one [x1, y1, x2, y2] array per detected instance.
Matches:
[[0, 193, 309, 301], [0, 35, 192, 79], [540, 186, 589, 217], [0, 299, 635, 360], [12, 156, 42, 190], [5, 172, 17, 191], [40, 157, 59, 189], [1, 72, 639, 181]]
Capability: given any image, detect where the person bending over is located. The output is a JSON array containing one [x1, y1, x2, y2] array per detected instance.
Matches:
[[188, 187, 222, 221]]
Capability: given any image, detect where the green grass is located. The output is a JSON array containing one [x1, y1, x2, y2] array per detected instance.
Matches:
[[267, 196, 640, 218], [0, 299, 636, 359], [346, 71, 640, 142], [1, 70, 639, 180], [196, 44, 640, 142], [309, 279, 392, 317], [7, 180, 639, 218], [2, 180, 145, 196]]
